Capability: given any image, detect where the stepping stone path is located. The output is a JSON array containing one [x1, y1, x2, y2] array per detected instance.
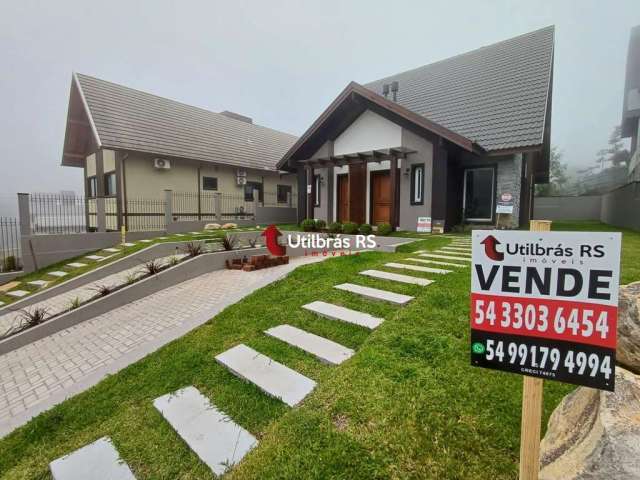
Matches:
[[140, 239, 152, 243], [28, 280, 49, 288], [334, 283, 414, 305], [66, 263, 87, 268], [122, 242, 136, 247], [175, 234, 185, 237], [48, 271, 68, 278], [153, 386, 257, 476], [419, 253, 472, 262], [7, 290, 29, 298], [85, 255, 105, 261], [303, 301, 383, 329], [215, 344, 316, 407], [103, 248, 120, 253], [404, 258, 467, 268], [385, 262, 451, 275], [49, 436, 136, 480], [265, 324, 354, 365], [359, 269, 433, 286], [438, 248, 471, 255], [441, 246, 471, 252]]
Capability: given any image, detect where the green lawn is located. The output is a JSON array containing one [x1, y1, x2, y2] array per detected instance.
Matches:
[[0, 222, 637, 479]]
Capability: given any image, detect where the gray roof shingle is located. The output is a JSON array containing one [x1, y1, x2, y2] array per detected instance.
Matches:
[[365, 26, 554, 151], [75, 73, 298, 171]]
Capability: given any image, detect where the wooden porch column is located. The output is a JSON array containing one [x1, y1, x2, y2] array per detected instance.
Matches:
[[348, 162, 366, 224], [389, 155, 399, 229], [306, 166, 314, 219]]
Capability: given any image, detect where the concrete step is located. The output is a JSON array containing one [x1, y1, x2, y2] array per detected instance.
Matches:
[[49, 437, 136, 480], [404, 258, 467, 268], [153, 386, 257, 476], [359, 269, 433, 286], [215, 344, 316, 407], [419, 253, 472, 262], [265, 324, 354, 365], [302, 301, 383, 329], [384, 262, 451, 275], [334, 283, 414, 305]]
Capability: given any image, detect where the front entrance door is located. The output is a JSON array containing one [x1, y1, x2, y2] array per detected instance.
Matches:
[[370, 170, 391, 225], [337, 174, 349, 222]]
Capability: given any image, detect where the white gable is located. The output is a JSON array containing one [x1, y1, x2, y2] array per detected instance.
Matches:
[[334, 110, 402, 156]]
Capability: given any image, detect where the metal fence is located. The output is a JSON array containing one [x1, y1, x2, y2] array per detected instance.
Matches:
[[172, 192, 256, 221], [29, 194, 87, 234], [125, 198, 166, 232], [0, 217, 21, 272]]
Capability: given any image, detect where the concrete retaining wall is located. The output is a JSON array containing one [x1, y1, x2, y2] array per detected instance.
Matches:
[[601, 182, 640, 230], [533, 195, 602, 221]]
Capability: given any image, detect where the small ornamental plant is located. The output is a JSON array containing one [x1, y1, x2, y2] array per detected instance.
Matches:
[[359, 224, 373, 235], [377, 222, 393, 236], [300, 219, 316, 232], [315, 219, 326, 231], [342, 222, 359, 234], [328, 222, 342, 233]]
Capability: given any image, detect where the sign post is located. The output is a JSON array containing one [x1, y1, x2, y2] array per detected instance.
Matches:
[[470, 220, 621, 479]]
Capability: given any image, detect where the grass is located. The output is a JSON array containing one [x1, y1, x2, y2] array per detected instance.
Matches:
[[0, 222, 637, 478]]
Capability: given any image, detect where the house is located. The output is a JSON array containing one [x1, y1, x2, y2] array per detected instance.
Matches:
[[61, 74, 298, 229], [278, 26, 554, 231], [622, 25, 640, 181]]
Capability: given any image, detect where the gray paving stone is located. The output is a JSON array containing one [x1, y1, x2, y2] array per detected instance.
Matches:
[[265, 324, 354, 365], [153, 386, 257, 476], [359, 269, 433, 286], [385, 262, 451, 275], [85, 255, 104, 261], [302, 301, 384, 329], [28, 280, 49, 288], [48, 271, 68, 278], [66, 263, 87, 268], [215, 344, 316, 407], [49, 436, 136, 480], [6, 290, 29, 298], [334, 283, 414, 305], [419, 253, 472, 262], [404, 258, 468, 268]]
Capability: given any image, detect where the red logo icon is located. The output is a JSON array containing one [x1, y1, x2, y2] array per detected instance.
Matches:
[[480, 235, 504, 261], [261, 224, 286, 256]]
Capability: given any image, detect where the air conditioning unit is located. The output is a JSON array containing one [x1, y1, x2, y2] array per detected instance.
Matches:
[[154, 158, 171, 169], [236, 169, 247, 185], [237, 177, 247, 186]]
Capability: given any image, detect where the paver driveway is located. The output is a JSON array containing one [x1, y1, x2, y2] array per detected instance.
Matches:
[[0, 255, 326, 437]]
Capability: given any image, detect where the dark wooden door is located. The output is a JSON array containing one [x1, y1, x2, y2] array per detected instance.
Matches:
[[370, 171, 391, 224], [337, 174, 349, 222]]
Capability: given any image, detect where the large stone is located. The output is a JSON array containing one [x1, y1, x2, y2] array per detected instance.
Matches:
[[618, 282, 640, 374], [539, 367, 640, 480]]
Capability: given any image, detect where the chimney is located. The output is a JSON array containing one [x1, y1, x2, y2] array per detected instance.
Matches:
[[382, 83, 389, 99], [390, 81, 399, 102]]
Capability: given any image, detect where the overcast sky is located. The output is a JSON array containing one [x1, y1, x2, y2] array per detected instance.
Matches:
[[0, 0, 637, 213]]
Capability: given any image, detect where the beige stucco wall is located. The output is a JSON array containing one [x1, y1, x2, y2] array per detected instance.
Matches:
[[398, 129, 433, 231], [86, 153, 96, 177], [103, 150, 116, 173]]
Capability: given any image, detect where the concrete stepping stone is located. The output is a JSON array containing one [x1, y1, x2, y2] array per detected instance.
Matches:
[[85, 255, 105, 261], [158, 236, 168, 240], [404, 258, 467, 268], [66, 262, 87, 268], [385, 262, 451, 275], [174, 233, 185, 237], [302, 301, 383, 329], [359, 269, 433, 286], [0, 301, 4, 307], [139, 239, 153, 243], [441, 246, 471, 252], [215, 344, 316, 407], [153, 386, 257, 476], [48, 271, 68, 278], [435, 251, 471, 258], [7, 290, 29, 298], [334, 283, 413, 305], [438, 248, 471, 255], [0, 281, 21, 293], [265, 324, 354, 365], [96, 254, 116, 262], [49, 436, 136, 480], [122, 242, 136, 247], [103, 247, 120, 253], [28, 280, 49, 288], [419, 253, 472, 262]]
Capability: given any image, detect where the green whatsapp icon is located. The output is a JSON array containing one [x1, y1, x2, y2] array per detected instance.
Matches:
[[472, 342, 485, 354]]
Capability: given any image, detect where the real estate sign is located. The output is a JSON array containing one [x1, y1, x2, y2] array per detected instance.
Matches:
[[496, 192, 514, 214], [416, 216, 432, 233], [470, 230, 621, 391]]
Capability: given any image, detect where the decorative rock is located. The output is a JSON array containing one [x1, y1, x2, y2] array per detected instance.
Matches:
[[539, 367, 640, 480], [265, 324, 354, 365], [49, 437, 136, 480], [66, 263, 87, 268], [302, 301, 383, 329], [334, 283, 413, 305], [7, 290, 29, 298], [48, 271, 68, 278], [205, 223, 222, 230], [153, 386, 257, 476], [385, 262, 451, 275], [404, 258, 467, 268], [215, 344, 316, 407], [359, 269, 433, 286], [222, 223, 238, 229], [618, 281, 640, 373]]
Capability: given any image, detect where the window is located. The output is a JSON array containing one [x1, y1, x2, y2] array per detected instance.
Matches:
[[314, 175, 321, 207], [410, 164, 425, 205], [104, 172, 116, 196], [244, 181, 263, 202], [87, 176, 97, 198], [277, 184, 292, 204], [202, 176, 218, 191], [463, 167, 495, 221]]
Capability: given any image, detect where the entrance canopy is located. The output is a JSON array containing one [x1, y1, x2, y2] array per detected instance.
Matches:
[[299, 146, 416, 168]]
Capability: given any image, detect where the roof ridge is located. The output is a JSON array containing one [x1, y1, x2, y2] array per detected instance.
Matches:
[[74, 72, 297, 139]]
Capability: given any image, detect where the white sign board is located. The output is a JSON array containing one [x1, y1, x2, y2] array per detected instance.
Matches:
[[307, 184, 312, 194], [417, 216, 432, 233]]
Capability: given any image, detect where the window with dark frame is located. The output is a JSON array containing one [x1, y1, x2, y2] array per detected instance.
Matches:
[[87, 176, 97, 198], [463, 167, 495, 221], [244, 181, 263, 202], [410, 164, 425, 205], [314, 175, 321, 207], [277, 184, 292, 203], [104, 172, 116, 196], [202, 176, 218, 191]]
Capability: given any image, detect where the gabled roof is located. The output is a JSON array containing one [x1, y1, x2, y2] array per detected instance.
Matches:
[[365, 26, 554, 152], [61, 73, 297, 170]]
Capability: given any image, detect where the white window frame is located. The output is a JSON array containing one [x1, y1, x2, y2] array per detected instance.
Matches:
[[462, 167, 496, 222], [410, 164, 424, 205], [314, 174, 321, 207]]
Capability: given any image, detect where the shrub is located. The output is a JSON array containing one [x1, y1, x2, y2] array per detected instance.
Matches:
[[300, 219, 316, 232], [222, 235, 238, 251], [377, 222, 393, 236], [2, 255, 17, 272], [18, 307, 49, 329], [328, 222, 342, 234], [142, 259, 163, 275], [359, 224, 372, 235], [169, 256, 181, 266], [92, 284, 113, 297], [315, 219, 326, 231], [183, 241, 203, 257], [69, 297, 81, 310], [342, 222, 359, 234], [248, 236, 260, 248]]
